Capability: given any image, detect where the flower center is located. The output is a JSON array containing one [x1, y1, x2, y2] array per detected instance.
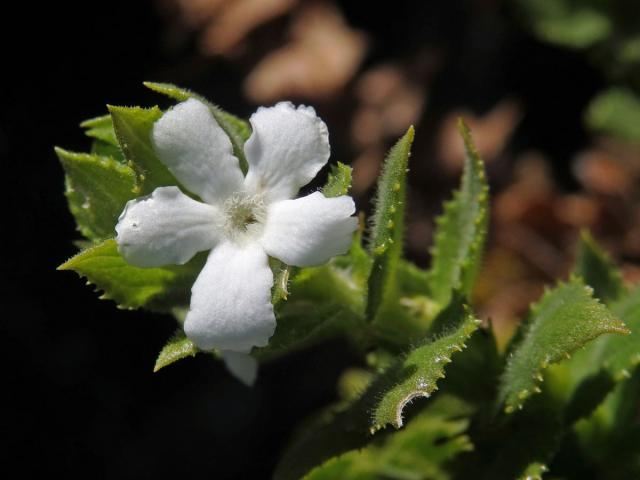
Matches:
[[223, 194, 266, 242]]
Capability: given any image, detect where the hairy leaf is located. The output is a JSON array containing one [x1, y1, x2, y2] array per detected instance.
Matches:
[[108, 105, 178, 193], [56, 148, 138, 242], [574, 231, 625, 304], [274, 304, 478, 480], [366, 126, 414, 322], [80, 114, 118, 145], [322, 162, 353, 198], [81, 114, 124, 160], [143, 81, 251, 171], [58, 239, 205, 311], [372, 310, 480, 430], [498, 278, 628, 413], [550, 291, 640, 424], [427, 120, 489, 308], [304, 395, 473, 480], [154, 330, 198, 372]]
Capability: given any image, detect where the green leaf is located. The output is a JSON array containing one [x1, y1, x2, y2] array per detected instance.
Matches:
[[585, 87, 640, 143], [598, 288, 640, 379], [257, 260, 366, 361], [371, 309, 480, 430], [515, 0, 611, 49], [573, 368, 640, 479], [573, 231, 625, 304], [427, 120, 489, 308], [274, 301, 477, 480], [58, 239, 205, 311], [548, 286, 640, 425], [154, 330, 198, 372], [108, 105, 178, 193], [322, 162, 353, 198], [366, 126, 414, 322], [56, 148, 138, 242], [81, 114, 118, 146], [81, 114, 125, 160], [304, 395, 473, 480], [498, 278, 629, 413], [143, 81, 251, 172]]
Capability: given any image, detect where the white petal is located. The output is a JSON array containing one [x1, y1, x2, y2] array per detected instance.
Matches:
[[222, 351, 258, 386], [243, 102, 330, 203], [260, 191, 357, 267], [116, 186, 222, 267], [152, 98, 244, 205], [184, 242, 275, 352]]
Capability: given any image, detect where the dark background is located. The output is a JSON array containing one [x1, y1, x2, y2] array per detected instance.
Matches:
[[2, 0, 611, 478]]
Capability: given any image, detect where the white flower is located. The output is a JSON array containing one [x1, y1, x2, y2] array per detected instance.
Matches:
[[115, 99, 357, 384]]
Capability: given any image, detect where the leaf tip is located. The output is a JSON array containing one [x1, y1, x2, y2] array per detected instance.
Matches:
[[406, 124, 415, 142]]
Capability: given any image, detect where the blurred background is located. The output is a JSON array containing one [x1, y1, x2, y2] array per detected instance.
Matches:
[[4, 0, 640, 477]]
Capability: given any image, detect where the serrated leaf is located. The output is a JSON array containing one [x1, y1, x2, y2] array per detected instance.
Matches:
[[81, 114, 125, 161], [304, 395, 473, 480], [143, 81, 251, 172], [585, 87, 640, 143], [427, 120, 489, 309], [549, 287, 640, 425], [108, 105, 178, 193], [81, 114, 118, 145], [274, 301, 477, 480], [56, 148, 138, 242], [322, 162, 353, 198], [58, 239, 205, 311], [372, 310, 480, 429], [366, 126, 414, 322], [498, 278, 629, 413], [154, 330, 198, 372], [573, 230, 625, 304]]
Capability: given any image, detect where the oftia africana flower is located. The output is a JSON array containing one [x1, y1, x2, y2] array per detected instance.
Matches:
[[115, 99, 357, 384]]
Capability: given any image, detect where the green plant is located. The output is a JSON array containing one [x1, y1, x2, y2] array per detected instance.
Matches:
[[58, 83, 640, 479]]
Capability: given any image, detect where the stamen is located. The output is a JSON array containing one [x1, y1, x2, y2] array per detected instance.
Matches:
[[223, 194, 266, 242]]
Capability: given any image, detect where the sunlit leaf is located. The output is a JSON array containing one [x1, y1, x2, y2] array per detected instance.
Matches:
[[108, 105, 178, 193], [154, 330, 199, 372], [304, 395, 473, 480], [427, 120, 489, 309], [58, 239, 205, 311], [498, 278, 628, 413], [366, 126, 414, 322], [56, 148, 138, 242]]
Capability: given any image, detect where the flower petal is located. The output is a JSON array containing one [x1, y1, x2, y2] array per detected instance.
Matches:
[[260, 191, 357, 267], [152, 98, 244, 205], [243, 102, 330, 202], [184, 241, 275, 352], [116, 186, 222, 267], [221, 351, 258, 386]]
